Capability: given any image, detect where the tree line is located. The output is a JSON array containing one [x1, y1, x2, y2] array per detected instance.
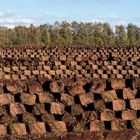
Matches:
[[0, 21, 140, 46]]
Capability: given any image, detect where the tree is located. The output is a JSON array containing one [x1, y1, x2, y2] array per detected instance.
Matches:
[[50, 21, 61, 45], [127, 23, 140, 45], [28, 24, 41, 45], [59, 21, 72, 45], [115, 25, 127, 45], [0, 27, 7, 45], [102, 23, 114, 45], [76, 22, 90, 45], [39, 24, 51, 45], [93, 23, 104, 45], [0, 21, 140, 46], [136, 27, 140, 45], [71, 21, 79, 45], [14, 26, 27, 45]]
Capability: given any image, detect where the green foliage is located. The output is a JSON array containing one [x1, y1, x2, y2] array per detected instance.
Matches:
[[115, 25, 128, 45], [39, 24, 51, 45], [59, 21, 72, 45], [0, 21, 140, 45], [127, 23, 140, 45]]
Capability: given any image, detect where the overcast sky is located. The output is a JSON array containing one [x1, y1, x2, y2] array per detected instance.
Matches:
[[0, 0, 140, 27]]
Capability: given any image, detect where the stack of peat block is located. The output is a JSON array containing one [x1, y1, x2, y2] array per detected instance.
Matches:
[[1, 45, 140, 80], [0, 45, 140, 139]]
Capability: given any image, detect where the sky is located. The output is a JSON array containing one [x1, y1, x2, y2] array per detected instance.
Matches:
[[0, 0, 140, 28]]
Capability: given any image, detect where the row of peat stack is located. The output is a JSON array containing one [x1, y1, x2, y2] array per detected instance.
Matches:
[[1, 46, 140, 80], [0, 77, 140, 136]]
